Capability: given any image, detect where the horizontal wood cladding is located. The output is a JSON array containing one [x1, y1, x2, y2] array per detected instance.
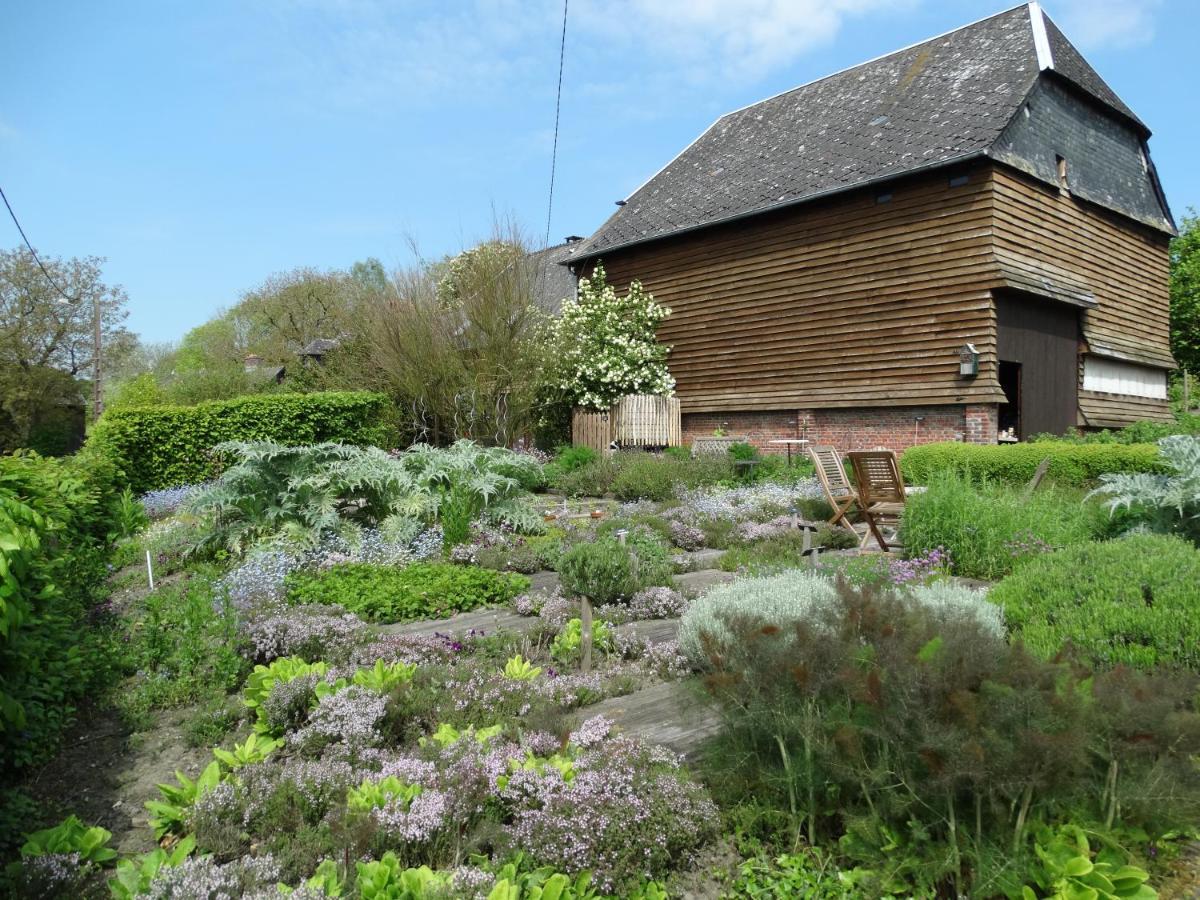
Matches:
[[990, 166, 1173, 368], [588, 164, 1005, 414], [1078, 391, 1174, 427]]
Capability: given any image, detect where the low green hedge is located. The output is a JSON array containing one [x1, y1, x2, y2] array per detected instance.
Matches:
[[900, 441, 1163, 486], [992, 534, 1200, 670], [87, 391, 397, 493], [284, 562, 529, 623]]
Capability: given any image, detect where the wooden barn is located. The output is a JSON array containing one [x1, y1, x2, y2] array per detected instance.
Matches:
[[565, 2, 1176, 450]]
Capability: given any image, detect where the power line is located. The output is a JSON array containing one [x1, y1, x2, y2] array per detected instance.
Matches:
[[0, 183, 79, 303], [545, 0, 568, 246]]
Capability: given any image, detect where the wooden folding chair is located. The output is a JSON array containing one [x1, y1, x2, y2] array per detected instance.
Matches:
[[847, 450, 907, 551], [808, 445, 859, 536]]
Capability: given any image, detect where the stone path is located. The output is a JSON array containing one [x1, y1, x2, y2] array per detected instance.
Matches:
[[378, 607, 538, 638], [379, 565, 739, 757], [578, 680, 721, 760]]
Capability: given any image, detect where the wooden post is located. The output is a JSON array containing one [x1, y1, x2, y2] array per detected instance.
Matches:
[[1024, 458, 1051, 495], [580, 597, 593, 674]]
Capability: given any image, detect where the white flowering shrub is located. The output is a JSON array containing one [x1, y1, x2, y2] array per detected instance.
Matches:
[[549, 264, 675, 409]]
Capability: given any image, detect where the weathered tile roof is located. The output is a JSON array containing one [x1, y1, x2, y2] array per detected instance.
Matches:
[[571, 3, 1153, 261], [528, 241, 579, 313]]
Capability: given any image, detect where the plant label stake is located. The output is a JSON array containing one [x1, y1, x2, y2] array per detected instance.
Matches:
[[145, 549, 155, 591], [580, 595, 593, 674]]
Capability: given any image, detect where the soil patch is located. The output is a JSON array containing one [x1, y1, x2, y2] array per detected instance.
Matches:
[[24, 703, 210, 855]]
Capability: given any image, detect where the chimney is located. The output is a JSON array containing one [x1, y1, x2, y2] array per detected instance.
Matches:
[[244, 354, 263, 373]]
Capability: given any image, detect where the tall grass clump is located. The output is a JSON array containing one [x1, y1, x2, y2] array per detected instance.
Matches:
[[900, 472, 1106, 580]]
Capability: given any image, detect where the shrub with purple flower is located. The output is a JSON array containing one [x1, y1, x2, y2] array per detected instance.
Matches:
[[667, 519, 706, 550], [506, 736, 718, 892], [241, 603, 368, 664], [889, 546, 952, 586]]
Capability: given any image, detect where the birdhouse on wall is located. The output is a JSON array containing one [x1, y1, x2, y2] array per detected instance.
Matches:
[[959, 343, 980, 377]]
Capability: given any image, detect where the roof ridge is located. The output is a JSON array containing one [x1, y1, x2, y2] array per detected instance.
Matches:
[[715, 3, 1033, 122], [616, 3, 1033, 205]]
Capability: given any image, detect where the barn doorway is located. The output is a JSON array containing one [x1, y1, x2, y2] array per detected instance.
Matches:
[[995, 293, 1080, 438], [998, 361, 1022, 438]]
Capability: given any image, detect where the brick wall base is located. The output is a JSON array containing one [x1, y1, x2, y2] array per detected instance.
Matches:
[[682, 404, 999, 454]]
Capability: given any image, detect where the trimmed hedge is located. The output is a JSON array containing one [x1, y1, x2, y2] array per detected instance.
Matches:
[[900, 440, 1164, 486], [87, 391, 397, 493], [992, 534, 1200, 670], [0, 449, 124, 780]]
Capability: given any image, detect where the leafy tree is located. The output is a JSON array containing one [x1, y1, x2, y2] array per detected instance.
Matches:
[[1170, 211, 1200, 374], [0, 247, 130, 446]]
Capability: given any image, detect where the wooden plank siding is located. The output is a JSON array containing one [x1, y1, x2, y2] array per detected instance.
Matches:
[[583, 160, 1173, 427], [586, 163, 1007, 414], [990, 167, 1173, 364], [990, 165, 1174, 425]]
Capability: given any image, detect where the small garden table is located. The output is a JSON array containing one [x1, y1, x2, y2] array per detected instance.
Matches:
[[768, 438, 810, 467]]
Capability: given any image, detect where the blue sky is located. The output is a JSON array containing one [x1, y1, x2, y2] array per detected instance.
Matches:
[[1, 0, 1195, 344]]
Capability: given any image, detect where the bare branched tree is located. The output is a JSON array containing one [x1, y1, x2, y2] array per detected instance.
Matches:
[[370, 224, 550, 445]]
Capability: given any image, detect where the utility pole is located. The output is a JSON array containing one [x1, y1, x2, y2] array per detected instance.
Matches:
[[92, 296, 102, 421]]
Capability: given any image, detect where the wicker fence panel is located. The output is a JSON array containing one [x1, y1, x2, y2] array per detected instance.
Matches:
[[614, 394, 681, 447], [571, 408, 613, 453]]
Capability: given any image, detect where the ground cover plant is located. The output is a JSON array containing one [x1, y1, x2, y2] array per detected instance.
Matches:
[[285, 562, 530, 623], [900, 471, 1110, 580], [991, 533, 1200, 670], [685, 572, 1200, 898]]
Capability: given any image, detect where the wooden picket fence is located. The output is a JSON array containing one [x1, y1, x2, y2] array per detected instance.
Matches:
[[572, 395, 681, 452]]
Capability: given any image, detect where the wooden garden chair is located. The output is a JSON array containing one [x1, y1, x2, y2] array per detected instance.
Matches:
[[847, 450, 907, 551], [808, 445, 859, 536]]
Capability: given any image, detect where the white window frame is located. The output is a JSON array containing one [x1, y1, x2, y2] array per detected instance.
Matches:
[[1082, 356, 1168, 399]]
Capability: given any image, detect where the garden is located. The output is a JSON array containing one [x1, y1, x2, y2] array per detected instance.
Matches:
[[2, 266, 1200, 899], [2, 388, 1199, 899]]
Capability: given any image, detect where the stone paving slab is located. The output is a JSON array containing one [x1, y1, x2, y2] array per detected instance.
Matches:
[[674, 569, 736, 597], [614, 618, 679, 646], [378, 607, 538, 638], [579, 680, 721, 759]]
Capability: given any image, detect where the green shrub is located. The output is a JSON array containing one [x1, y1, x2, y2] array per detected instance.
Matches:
[[611, 457, 677, 501], [718, 528, 855, 573], [549, 445, 599, 476], [0, 449, 124, 786], [558, 535, 673, 604], [1030, 411, 1200, 445], [285, 563, 529, 623], [991, 534, 1200, 669], [115, 573, 247, 726], [900, 472, 1106, 580], [900, 441, 1164, 487], [553, 456, 619, 497], [696, 576, 1200, 896], [87, 391, 397, 492]]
